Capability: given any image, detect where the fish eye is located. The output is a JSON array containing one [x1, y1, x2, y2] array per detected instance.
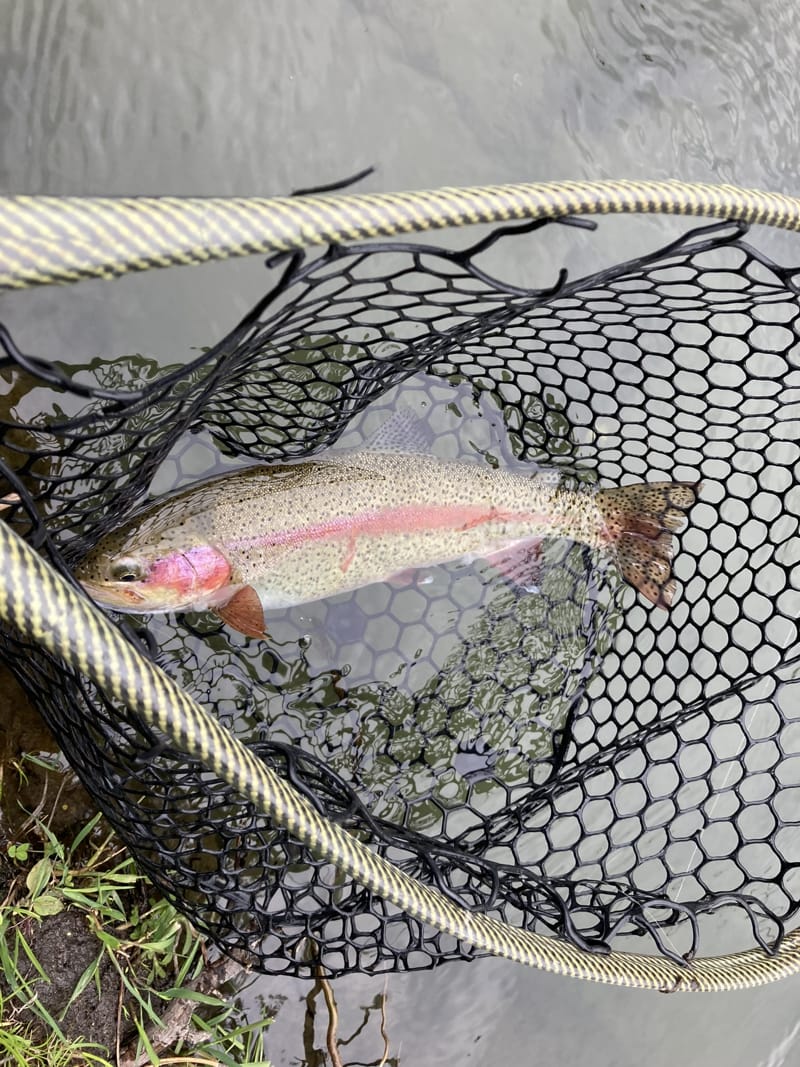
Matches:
[[108, 558, 145, 583]]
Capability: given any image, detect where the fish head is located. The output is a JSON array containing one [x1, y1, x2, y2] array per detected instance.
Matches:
[[76, 541, 232, 614]]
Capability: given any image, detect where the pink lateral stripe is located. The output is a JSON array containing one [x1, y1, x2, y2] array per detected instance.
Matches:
[[226, 503, 554, 571]]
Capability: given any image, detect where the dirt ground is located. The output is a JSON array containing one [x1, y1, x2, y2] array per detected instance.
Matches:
[[14, 903, 129, 1052]]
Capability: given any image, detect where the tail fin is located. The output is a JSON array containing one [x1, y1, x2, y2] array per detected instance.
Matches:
[[595, 481, 701, 609]]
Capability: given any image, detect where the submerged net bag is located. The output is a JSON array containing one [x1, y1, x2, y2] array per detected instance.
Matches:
[[0, 188, 799, 984]]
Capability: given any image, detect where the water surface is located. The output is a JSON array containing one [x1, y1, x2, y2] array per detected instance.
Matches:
[[3, 2, 800, 1064]]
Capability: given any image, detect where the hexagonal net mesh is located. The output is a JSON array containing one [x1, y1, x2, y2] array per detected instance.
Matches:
[[0, 216, 798, 976]]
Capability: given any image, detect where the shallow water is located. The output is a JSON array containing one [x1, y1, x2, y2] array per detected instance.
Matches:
[[3, 1, 800, 1064]]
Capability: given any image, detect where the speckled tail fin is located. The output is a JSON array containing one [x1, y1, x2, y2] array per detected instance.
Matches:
[[595, 481, 702, 608]]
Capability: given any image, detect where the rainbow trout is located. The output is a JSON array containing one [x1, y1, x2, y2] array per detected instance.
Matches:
[[77, 449, 701, 637]]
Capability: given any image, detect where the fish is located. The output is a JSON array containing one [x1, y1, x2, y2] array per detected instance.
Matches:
[[76, 445, 701, 638]]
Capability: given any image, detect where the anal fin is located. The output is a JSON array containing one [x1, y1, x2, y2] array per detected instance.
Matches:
[[214, 585, 268, 638], [483, 540, 543, 593]]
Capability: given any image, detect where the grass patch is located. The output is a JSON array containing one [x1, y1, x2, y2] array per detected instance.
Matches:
[[0, 755, 272, 1066]]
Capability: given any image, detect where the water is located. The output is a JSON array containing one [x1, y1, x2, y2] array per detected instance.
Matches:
[[3, 1, 800, 1063]]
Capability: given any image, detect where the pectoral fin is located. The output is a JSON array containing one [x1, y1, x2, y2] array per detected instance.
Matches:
[[214, 585, 268, 638]]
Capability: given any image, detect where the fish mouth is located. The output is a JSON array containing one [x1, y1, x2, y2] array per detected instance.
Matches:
[[79, 578, 150, 611]]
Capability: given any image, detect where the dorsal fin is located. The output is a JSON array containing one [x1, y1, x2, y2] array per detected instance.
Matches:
[[531, 470, 561, 489], [361, 408, 432, 455]]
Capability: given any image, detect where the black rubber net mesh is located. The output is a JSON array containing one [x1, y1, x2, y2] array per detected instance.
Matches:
[[0, 217, 798, 975]]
